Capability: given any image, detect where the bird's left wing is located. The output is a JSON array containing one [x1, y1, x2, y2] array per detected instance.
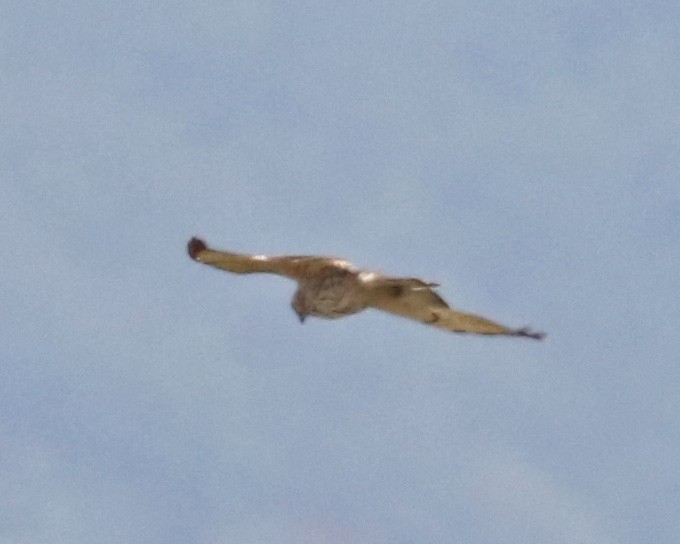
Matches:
[[365, 277, 545, 340]]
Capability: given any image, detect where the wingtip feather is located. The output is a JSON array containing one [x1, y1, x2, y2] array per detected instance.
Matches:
[[515, 327, 546, 341], [187, 237, 207, 261]]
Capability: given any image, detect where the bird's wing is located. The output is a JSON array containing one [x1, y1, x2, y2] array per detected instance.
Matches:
[[365, 277, 545, 340], [187, 237, 355, 281]]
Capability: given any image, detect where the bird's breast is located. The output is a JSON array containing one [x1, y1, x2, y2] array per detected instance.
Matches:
[[299, 273, 365, 318]]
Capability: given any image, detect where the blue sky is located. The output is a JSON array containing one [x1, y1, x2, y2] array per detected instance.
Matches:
[[3, 2, 680, 543]]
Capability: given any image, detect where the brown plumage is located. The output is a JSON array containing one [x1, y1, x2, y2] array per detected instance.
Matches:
[[187, 237, 545, 340]]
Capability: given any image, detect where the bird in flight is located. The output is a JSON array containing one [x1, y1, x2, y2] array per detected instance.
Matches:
[[187, 237, 545, 340]]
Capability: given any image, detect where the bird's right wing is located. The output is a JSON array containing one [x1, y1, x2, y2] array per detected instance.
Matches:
[[187, 237, 355, 280]]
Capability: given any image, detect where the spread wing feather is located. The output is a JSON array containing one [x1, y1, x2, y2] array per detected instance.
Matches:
[[187, 237, 355, 280], [366, 277, 545, 339]]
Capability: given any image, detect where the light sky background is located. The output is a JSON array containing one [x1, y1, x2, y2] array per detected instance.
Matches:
[[2, 2, 680, 543]]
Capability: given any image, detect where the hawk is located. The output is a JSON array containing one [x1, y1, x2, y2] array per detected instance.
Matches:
[[187, 237, 545, 340]]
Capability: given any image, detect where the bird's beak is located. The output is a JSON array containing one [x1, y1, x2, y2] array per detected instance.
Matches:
[[298, 314, 306, 324]]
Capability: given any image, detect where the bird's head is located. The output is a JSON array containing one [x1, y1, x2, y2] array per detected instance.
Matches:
[[291, 290, 308, 323]]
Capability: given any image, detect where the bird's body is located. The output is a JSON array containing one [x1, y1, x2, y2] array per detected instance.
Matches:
[[293, 269, 366, 319], [187, 237, 545, 340]]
